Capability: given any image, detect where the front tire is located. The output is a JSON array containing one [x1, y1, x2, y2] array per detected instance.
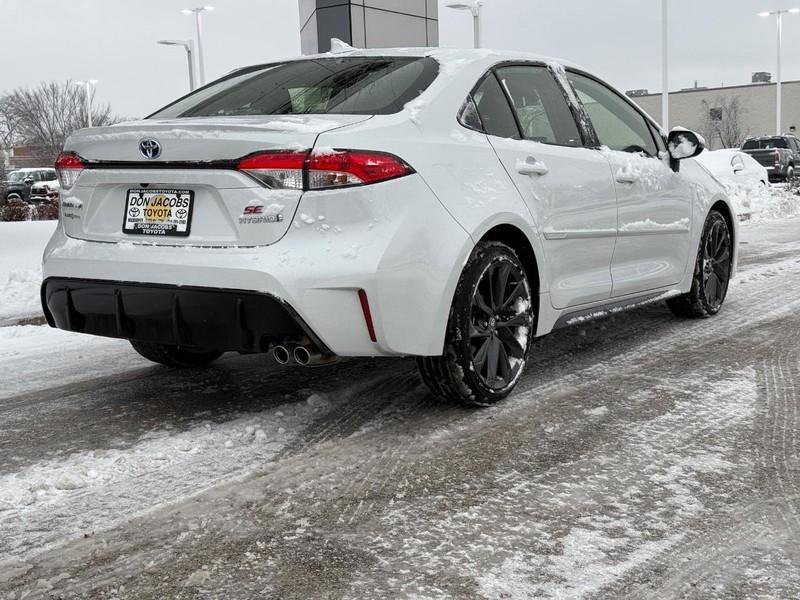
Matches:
[[417, 241, 535, 407], [667, 210, 732, 319], [130, 340, 222, 367]]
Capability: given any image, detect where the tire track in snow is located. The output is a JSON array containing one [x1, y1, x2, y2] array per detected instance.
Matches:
[[596, 314, 800, 598]]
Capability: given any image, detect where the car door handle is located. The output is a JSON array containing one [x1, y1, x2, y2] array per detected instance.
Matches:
[[615, 169, 639, 184], [516, 156, 549, 177]]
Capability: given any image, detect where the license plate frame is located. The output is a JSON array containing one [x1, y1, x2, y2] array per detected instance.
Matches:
[[123, 188, 194, 238]]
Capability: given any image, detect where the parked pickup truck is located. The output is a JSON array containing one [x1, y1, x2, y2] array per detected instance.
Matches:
[[741, 135, 800, 182]]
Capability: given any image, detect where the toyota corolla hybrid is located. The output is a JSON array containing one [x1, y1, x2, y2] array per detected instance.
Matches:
[[42, 48, 737, 406]]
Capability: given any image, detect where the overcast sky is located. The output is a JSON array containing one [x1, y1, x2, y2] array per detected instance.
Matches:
[[2, 0, 800, 120]]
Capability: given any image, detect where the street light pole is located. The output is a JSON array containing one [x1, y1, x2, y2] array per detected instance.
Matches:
[[75, 80, 98, 128], [182, 6, 214, 86], [759, 8, 799, 135], [662, 0, 669, 132], [446, 1, 483, 49], [157, 39, 196, 91]]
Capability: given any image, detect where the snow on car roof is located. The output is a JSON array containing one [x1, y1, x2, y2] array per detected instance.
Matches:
[[245, 47, 583, 75]]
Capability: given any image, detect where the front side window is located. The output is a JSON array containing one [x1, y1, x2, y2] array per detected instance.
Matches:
[[150, 57, 439, 118], [567, 72, 659, 156], [495, 65, 582, 147], [469, 75, 520, 139]]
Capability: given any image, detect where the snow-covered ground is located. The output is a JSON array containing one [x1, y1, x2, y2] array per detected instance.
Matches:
[[1, 218, 800, 598], [0, 221, 57, 324]]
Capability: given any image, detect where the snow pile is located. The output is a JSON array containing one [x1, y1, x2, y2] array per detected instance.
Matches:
[[0, 221, 57, 323], [724, 180, 800, 223]]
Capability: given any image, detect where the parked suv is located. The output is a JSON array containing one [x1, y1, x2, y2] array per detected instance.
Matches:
[[741, 135, 800, 182], [42, 49, 737, 406], [2, 168, 58, 202]]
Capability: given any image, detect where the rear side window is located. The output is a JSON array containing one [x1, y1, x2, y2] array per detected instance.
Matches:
[[150, 57, 439, 118], [468, 75, 520, 139], [743, 137, 788, 150], [567, 72, 658, 156], [495, 65, 582, 147]]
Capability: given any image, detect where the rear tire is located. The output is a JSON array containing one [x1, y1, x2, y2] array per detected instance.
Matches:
[[786, 166, 795, 182], [667, 210, 732, 319], [130, 340, 222, 367], [417, 241, 535, 407]]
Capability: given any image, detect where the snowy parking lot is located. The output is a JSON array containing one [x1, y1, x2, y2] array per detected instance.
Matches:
[[1, 204, 800, 597]]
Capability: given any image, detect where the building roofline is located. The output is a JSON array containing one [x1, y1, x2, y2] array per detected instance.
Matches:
[[637, 79, 800, 99]]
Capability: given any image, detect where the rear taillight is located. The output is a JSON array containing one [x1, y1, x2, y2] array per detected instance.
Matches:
[[55, 153, 84, 190], [307, 150, 413, 189], [237, 151, 307, 190], [237, 149, 413, 191], [774, 150, 781, 164]]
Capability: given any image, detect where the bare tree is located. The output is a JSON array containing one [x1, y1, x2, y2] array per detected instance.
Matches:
[[701, 96, 749, 150], [0, 81, 117, 164]]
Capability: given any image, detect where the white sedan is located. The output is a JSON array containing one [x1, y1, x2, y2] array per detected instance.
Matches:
[[43, 48, 736, 406], [696, 149, 769, 188]]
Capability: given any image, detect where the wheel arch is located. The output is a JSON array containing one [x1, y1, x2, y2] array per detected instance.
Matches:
[[710, 198, 735, 246]]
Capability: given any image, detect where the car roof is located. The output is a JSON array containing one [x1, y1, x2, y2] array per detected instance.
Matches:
[[241, 47, 583, 75]]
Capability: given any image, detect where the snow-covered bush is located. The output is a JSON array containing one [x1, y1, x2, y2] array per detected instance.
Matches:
[[0, 196, 59, 221], [0, 198, 32, 221]]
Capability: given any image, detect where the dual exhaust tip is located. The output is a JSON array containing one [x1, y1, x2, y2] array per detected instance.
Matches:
[[272, 343, 337, 367]]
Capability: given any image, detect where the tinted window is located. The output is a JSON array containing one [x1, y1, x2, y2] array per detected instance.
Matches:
[[471, 75, 520, 139], [568, 72, 658, 156], [743, 137, 788, 150], [150, 57, 439, 118], [458, 97, 483, 131], [495, 66, 582, 147]]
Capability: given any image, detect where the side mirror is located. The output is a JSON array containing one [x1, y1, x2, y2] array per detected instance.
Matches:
[[732, 162, 746, 173], [23, 177, 34, 186], [668, 128, 705, 161]]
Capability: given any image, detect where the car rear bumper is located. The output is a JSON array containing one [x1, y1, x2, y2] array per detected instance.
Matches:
[[42, 277, 330, 354], [41, 175, 473, 357]]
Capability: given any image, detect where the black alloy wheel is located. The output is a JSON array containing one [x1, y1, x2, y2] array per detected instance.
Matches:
[[667, 210, 732, 318], [417, 241, 535, 406], [469, 259, 532, 391], [701, 216, 732, 311]]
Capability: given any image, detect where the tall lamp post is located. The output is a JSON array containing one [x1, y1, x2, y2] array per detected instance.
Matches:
[[75, 80, 98, 128], [157, 39, 196, 92], [662, 0, 669, 132], [759, 8, 800, 135], [182, 6, 214, 86], [446, 1, 483, 49]]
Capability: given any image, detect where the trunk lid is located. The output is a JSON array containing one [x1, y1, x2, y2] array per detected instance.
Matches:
[[62, 115, 371, 247]]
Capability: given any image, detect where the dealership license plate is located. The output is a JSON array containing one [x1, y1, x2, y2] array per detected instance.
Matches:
[[123, 189, 194, 237]]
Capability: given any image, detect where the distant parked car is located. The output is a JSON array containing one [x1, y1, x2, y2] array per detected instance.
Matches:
[[696, 149, 768, 187], [29, 179, 60, 203], [741, 135, 800, 182], [2, 168, 58, 202]]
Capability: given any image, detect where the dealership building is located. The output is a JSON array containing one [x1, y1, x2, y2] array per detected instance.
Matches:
[[299, 0, 439, 54], [631, 76, 800, 150]]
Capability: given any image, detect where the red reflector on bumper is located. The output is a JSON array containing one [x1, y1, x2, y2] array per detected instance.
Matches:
[[357, 289, 377, 343]]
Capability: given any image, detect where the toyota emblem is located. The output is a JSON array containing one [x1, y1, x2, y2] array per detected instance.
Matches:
[[139, 138, 162, 160]]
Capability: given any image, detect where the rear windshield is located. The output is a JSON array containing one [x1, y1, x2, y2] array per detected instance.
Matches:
[[742, 137, 788, 150], [149, 57, 439, 119]]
